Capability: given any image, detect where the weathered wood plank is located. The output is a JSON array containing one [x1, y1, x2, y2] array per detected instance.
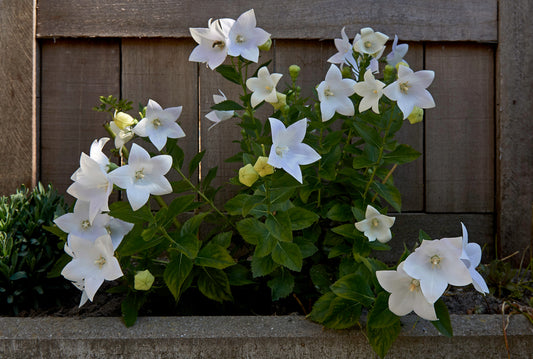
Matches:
[[36, 0, 497, 42], [40, 39, 120, 196], [0, 0, 35, 194], [377, 213, 494, 264], [390, 42, 424, 212], [497, 0, 533, 262], [425, 43, 495, 213]]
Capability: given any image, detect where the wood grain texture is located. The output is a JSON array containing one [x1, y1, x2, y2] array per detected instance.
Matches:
[[40, 39, 120, 196], [425, 43, 495, 213], [0, 0, 34, 194], [390, 42, 424, 212], [36, 0, 497, 42], [497, 0, 533, 261]]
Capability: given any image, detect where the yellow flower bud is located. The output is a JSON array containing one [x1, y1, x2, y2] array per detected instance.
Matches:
[[258, 38, 272, 51], [269, 92, 287, 111], [289, 64, 301, 82], [239, 164, 259, 187], [254, 156, 275, 177], [134, 270, 155, 291], [113, 111, 136, 130], [407, 106, 424, 124], [395, 61, 409, 72]]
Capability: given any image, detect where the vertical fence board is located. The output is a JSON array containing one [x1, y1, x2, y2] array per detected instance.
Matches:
[[122, 38, 199, 188], [392, 43, 424, 212], [0, 0, 34, 194], [40, 39, 120, 195], [425, 43, 494, 213]]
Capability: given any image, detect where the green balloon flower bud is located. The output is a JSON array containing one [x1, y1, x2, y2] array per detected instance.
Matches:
[[289, 64, 301, 82], [113, 111, 136, 130], [239, 164, 259, 187], [258, 38, 272, 51], [407, 106, 424, 124], [269, 92, 287, 111], [383, 64, 395, 83], [134, 270, 155, 291], [254, 156, 275, 177], [395, 61, 409, 72]]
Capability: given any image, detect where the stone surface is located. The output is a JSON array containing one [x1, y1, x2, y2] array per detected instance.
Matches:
[[0, 315, 531, 358]]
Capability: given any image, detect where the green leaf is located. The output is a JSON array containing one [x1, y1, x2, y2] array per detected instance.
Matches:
[[330, 273, 375, 307], [254, 229, 277, 258], [167, 195, 195, 219], [326, 203, 353, 222], [109, 201, 152, 223], [267, 270, 295, 301], [367, 292, 399, 329], [384, 144, 421, 164], [308, 292, 336, 323], [353, 121, 382, 149], [227, 264, 254, 286], [46, 253, 71, 278], [265, 212, 292, 242], [42, 225, 67, 240], [318, 145, 342, 181], [353, 156, 376, 169], [431, 299, 453, 337], [181, 212, 209, 236], [372, 182, 402, 213], [236, 218, 267, 245], [294, 237, 318, 258], [211, 100, 243, 111], [310, 264, 333, 294], [215, 64, 241, 84], [243, 195, 265, 217], [210, 231, 232, 249], [173, 232, 201, 259], [251, 254, 278, 277], [165, 138, 185, 169], [197, 267, 233, 302], [164, 254, 193, 301], [331, 224, 357, 239], [287, 207, 319, 230], [9, 271, 27, 281], [195, 242, 235, 269], [271, 242, 303, 272], [117, 225, 163, 257], [308, 292, 362, 329], [121, 292, 146, 327], [418, 229, 432, 242], [367, 318, 401, 358], [188, 150, 206, 177], [224, 194, 249, 216]]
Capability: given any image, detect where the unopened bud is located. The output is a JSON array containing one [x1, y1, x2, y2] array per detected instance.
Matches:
[[407, 106, 424, 124], [395, 61, 409, 72], [258, 38, 272, 51], [134, 270, 155, 291], [269, 92, 287, 111], [289, 65, 301, 82], [341, 66, 352, 78], [113, 111, 136, 130], [254, 156, 275, 177], [239, 164, 259, 187], [383, 65, 395, 83]]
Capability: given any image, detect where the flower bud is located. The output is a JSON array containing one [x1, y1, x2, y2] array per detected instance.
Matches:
[[113, 111, 136, 130], [395, 61, 409, 72], [254, 156, 275, 177], [341, 66, 352, 78], [383, 65, 395, 83], [239, 164, 259, 187], [134, 270, 155, 291], [289, 65, 301, 82], [407, 106, 424, 124], [269, 92, 287, 111], [258, 38, 272, 51]]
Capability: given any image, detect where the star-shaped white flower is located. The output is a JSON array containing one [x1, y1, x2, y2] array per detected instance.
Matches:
[[353, 28, 389, 58], [267, 118, 321, 183], [246, 67, 283, 107], [227, 9, 270, 63], [189, 17, 235, 69], [205, 90, 234, 130], [107, 143, 172, 211], [317, 64, 357, 121], [377, 262, 438, 321], [61, 234, 123, 305], [67, 140, 114, 223], [442, 223, 489, 294], [353, 69, 385, 113], [54, 200, 109, 240], [106, 216, 134, 250], [354, 205, 395, 243], [403, 238, 472, 303], [134, 99, 185, 151], [327, 27, 357, 68], [383, 65, 435, 119], [386, 35, 409, 67]]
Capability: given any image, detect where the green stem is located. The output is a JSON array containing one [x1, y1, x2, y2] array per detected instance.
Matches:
[[159, 226, 179, 246], [154, 195, 181, 228], [131, 255, 168, 265]]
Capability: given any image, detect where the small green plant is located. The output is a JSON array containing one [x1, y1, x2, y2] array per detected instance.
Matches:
[[0, 183, 72, 314]]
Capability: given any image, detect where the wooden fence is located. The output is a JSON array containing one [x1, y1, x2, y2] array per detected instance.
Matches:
[[1, 0, 532, 263]]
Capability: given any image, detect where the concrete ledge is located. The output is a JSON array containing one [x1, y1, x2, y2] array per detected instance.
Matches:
[[0, 315, 531, 358]]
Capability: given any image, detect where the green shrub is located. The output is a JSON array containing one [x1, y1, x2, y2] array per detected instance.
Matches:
[[0, 183, 73, 314]]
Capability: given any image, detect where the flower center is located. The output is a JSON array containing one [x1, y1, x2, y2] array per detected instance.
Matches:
[[399, 82, 410, 94], [265, 85, 272, 91], [373, 89, 378, 94], [81, 220, 91, 230], [364, 41, 373, 49], [212, 40, 225, 49], [275, 145, 289, 157], [94, 256, 106, 269], [236, 35, 245, 43], [430, 254, 441, 269], [152, 118, 161, 128], [372, 218, 380, 227], [324, 87, 334, 97], [135, 169, 145, 181], [409, 279, 420, 292]]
